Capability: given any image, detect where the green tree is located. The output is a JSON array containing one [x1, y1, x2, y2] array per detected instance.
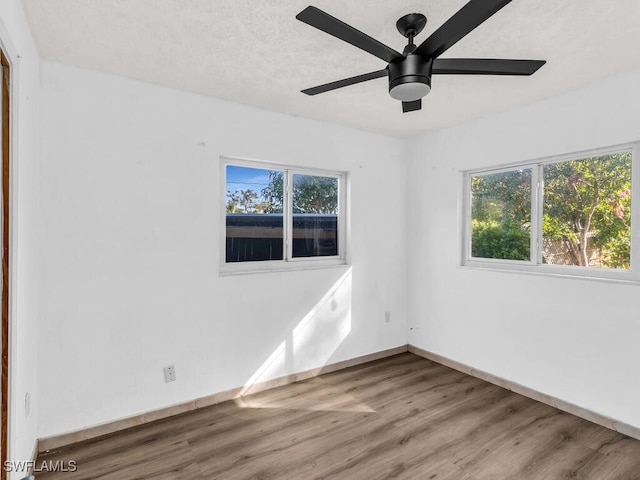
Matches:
[[472, 169, 531, 226], [543, 153, 631, 267], [292, 175, 338, 213], [261, 171, 284, 213], [226, 190, 242, 213], [226, 189, 259, 213], [471, 169, 531, 260], [261, 171, 338, 214]]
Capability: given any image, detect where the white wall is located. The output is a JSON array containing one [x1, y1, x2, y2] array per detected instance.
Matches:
[[36, 38, 640, 446], [0, 0, 41, 475], [407, 70, 640, 429], [37, 61, 408, 438]]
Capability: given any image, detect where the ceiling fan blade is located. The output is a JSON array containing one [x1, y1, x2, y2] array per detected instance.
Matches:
[[433, 58, 546, 75], [402, 99, 422, 113], [297, 6, 402, 63], [302, 69, 388, 96], [414, 0, 512, 59]]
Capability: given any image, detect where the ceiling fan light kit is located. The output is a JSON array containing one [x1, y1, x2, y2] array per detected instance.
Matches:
[[388, 55, 432, 102], [296, 0, 546, 113]]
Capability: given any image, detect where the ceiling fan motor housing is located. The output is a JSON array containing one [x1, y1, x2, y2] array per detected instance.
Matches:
[[388, 55, 433, 101]]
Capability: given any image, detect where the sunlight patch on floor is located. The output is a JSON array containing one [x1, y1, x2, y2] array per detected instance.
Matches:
[[235, 382, 376, 413]]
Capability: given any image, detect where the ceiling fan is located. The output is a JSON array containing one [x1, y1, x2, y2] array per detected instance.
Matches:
[[296, 0, 546, 113]]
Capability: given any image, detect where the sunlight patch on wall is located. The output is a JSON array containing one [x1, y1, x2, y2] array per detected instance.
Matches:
[[240, 269, 353, 397]]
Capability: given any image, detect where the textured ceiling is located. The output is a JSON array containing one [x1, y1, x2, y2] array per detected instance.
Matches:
[[21, 0, 640, 137]]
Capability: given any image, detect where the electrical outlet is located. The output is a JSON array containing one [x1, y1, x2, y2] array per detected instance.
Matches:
[[385, 311, 391, 323], [164, 365, 176, 383]]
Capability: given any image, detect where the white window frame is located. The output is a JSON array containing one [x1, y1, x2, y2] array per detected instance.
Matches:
[[220, 156, 348, 275], [462, 142, 640, 283]]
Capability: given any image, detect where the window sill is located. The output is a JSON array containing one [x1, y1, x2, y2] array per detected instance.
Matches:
[[460, 263, 640, 286], [219, 258, 350, 276]]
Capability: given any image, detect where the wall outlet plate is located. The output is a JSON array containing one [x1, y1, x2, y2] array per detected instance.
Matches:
[[164, 365, 176, 383]]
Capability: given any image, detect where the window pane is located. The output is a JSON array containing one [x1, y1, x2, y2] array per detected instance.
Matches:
[[543, 152, 632, 269], [471, 169, 532, 260], [226, 166, 284, 262], [292, 174, 339, 258]]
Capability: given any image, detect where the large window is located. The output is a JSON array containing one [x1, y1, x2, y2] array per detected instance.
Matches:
[[464, 144, 637, 280], [222, 159, 346, 272]]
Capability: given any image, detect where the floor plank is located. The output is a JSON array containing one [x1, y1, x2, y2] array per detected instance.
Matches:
[[35, 353, 640, 479]]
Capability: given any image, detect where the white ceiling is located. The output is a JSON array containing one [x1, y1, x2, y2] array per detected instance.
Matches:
[[21, 0, 640, 137]]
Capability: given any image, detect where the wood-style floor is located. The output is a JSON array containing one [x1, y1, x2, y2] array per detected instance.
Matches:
[[35, 353, 640, 479]]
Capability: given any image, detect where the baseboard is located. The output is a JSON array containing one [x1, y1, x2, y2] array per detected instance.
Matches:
[[40, 343, 639, 453], [38, 345, 408, 453], [408, 344, 640, 441]]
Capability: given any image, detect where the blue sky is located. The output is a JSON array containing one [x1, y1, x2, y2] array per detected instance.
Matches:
[[226, 165, 273, 197]]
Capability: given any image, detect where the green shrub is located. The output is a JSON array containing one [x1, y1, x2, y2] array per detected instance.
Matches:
[[472, 221, 530, 260]]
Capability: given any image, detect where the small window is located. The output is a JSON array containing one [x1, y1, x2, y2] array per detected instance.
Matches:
[[464, 144, 636, 280], [222, 159, 347, 272]]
